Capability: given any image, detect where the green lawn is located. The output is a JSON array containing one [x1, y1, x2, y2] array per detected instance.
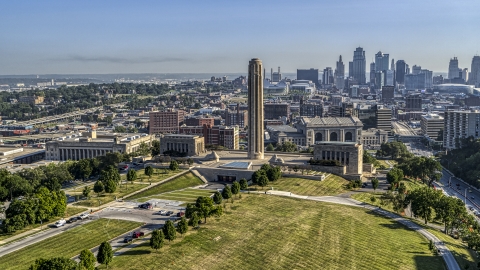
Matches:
[[0, 206, 88, 243], [427, 229, 478, 269], [128, 172, 204, 200], [126, 169, 184, 183], [74, 183, 148, 207], [106, 195, 444, 270], [0, 219, 142, 270], [251, 174, 350, 196]]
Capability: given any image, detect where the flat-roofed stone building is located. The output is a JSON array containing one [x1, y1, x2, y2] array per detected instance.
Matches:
[[45, 131, 153, 161], [159, 134, 205, 156], [313, 142, 363, 175], [296, 116, 363, 146]]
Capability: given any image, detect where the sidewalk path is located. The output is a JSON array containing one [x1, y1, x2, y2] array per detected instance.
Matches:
[[254, 190, 460, 270]]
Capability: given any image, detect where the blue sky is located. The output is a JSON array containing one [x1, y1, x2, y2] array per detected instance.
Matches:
[[1, 0, 479, 75]]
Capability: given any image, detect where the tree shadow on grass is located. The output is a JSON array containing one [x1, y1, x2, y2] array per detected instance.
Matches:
[[119, 249, 152, 256], [413, 255, 445, 270], [379, 223, 407, 230]]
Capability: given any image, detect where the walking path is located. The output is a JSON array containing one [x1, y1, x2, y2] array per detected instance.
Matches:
[[251, 190, 460, 270]]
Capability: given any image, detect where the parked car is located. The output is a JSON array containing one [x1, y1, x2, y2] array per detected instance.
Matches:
[[79, 213, 90, 220], [123, 236, 133, 243], [132, 231, 144, 238], [158, 210, 167, 215], [176, 212, 185, 217], [54, 219, 66, 228], [67, 217, 78, 223], [165, 211, 174, 216], [139, 203, 153, 210]]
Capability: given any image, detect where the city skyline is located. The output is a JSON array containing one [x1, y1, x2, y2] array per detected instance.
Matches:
[[1, 0, 480, 75]]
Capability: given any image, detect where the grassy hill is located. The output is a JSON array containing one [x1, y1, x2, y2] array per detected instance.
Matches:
[[106, 194, 444, 270]]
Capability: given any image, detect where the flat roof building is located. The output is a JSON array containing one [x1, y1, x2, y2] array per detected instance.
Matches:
[[421, 113, 444, 141]]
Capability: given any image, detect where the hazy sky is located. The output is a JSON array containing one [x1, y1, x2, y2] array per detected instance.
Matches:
[[1, 0, 479, 75]]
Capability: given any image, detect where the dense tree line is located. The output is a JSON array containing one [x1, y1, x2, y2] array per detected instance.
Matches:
[[440, 136, 480, 188], [251, 164, 282, 188], [376, 141, 413, 160]]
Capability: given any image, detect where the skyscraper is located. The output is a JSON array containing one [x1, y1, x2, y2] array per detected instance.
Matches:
[[448, 57, 460, 79], [352, 47, 366, 84], [247, 58, 264, 160], [334, 55, 345, 89], [469, 56, 480, 85], [297, 68, 319, 86], [395, 60, 407, 84], [323, 67, 333, 85], [369, 62, 376, 84], [374, 51, 389, 72]]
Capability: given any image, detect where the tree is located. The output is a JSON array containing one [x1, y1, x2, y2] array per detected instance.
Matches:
[[371, 178, 379, 192], [151, 140, 160, 156], [29, 257, 77, 270], [75, 159, 92, 180], [82, 186, 91, 199], [150, 229, 165, 252], [104, 179, 117, 193], [93, 181, 104, 196], [213, 191, 223, 204], [126, 169, 137, 187], [162, 220, 177, 242], [222, 186, 232, 199], [145, 166, 154, 180], [275, 141, 297, 152], [386, 167, 404, 186], [239, 178, 248, 190], [251, 169, 267, 185], [266, 143, 274, 151], [257, 174, 269, 188], [137, 142, 151, 156], [189, 196, 222, 223], [97, 241, 113, 269], [231, 181, 240, 197], [113, 126, 126, 133], [266, 166, 282, 182], [169, 160, 179, 171], [78, 249, 96, 270], [407, 187, 442, 224], [176, 217, 188, 237], [188, 212, 200, 227]]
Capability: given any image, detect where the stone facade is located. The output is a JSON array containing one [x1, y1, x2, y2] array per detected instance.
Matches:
[[296, 116, 363, 146], [313, 142, 363, 175], [159, 134, 205, 156], [46, 132, 153, 161], [360, 128, 388, 149], [248, 58, 264, 159]]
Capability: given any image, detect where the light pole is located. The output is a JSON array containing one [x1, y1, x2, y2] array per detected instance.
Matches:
[[465, 188, 467, 205]]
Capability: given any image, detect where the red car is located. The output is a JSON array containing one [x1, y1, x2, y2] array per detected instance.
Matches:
[[176, 212, 185, 217], [132, 231, 144, 238]]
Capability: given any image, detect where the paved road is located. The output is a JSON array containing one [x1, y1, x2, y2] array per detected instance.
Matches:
[[0, 218, 94, 257], [259, 190, 461, 270]]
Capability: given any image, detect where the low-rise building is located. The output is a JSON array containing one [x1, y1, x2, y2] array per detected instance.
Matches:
[[296, 116, 363, 146], [179, 125, 239, 150], [313, 142, 363, 175], [45, 131, 153, 161], [360, 128, 388, 149], [159, 134, 206, 156]]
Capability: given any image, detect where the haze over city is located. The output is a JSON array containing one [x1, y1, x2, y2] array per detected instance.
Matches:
[[2, 0, 479, 75]]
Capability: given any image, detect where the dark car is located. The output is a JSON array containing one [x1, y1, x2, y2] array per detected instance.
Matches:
[[123, 236, 133, 243], [66, 217, 78, 223], [138, 203, 153, 209], [132, 231, 144, 238], [176, 212, 185, 217], [165, 211, 174, 216]]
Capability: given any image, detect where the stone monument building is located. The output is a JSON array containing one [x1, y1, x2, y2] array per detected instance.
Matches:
[[248, 58, 264, 160]]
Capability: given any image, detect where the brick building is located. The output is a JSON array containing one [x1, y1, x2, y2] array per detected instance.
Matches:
[[149, 109, 185, 134], [179, 125, 239, 150], [264, 103, 290, 120]]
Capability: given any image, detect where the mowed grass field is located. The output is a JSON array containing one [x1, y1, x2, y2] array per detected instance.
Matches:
[[75, 183, 148, 207], [252, 174, 350, 196], [106, 195, 444, 270], [137, 188, 215, 203], [0, 219, 142, 270], [128, 172, 204, 200], [125, 169, 184, 183]]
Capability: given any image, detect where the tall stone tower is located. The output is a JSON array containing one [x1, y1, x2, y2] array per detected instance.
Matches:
[[247, 58, 264, 160]]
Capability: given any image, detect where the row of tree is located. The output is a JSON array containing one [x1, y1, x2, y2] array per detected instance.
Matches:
[[251, 164, 282, 188], [440, 136, 480, 188]]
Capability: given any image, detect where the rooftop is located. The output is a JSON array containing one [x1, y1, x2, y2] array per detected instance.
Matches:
[[219, 161, 252, 169], [299, 116, 362, 127]]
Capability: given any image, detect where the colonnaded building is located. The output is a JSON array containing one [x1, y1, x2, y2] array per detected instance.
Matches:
[[45, 131, 153, 161], [295, 116, 363, 146], [159, 134, 206, 157]]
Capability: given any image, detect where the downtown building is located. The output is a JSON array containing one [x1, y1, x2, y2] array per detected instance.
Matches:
[[224, 105, 248, 128], [443, 110, 480, 149], [469, 56, 480, 86], [297, 68, 319, 87], [149, 109, 186, 134], [264, 103, 290, 120], [179, 125, 240, 150], [420, 113, 444, 141], [350, 47, 366, 84]]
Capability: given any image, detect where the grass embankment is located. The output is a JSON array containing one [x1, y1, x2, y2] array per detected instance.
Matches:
[[0, 206, 88, 243], [427, 229, 479, 269], [128, 172, 204, 200], [124, 169, 184, 183], [137, 188, 214, 203], [251, 174, 350, 196], [106, 195, 444, 270], [74, 183, 147, 207], [0, 219, 142, 270]]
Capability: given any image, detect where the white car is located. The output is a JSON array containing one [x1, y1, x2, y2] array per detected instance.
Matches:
[[54, 219, 66, 228], [79, 213, 90, 220], [158, 210, 167, 215]]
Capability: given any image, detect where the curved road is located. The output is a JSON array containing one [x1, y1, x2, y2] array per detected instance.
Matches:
[[261, 191, 461, 270]]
